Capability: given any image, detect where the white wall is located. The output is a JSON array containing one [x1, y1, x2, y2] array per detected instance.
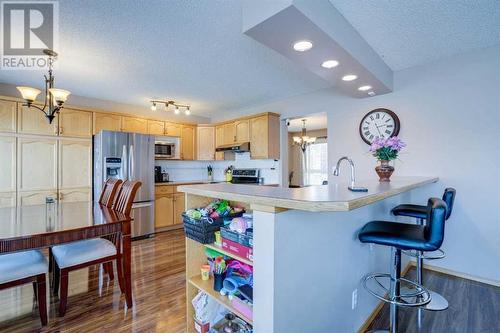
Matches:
[[221, 46, 500, 282]]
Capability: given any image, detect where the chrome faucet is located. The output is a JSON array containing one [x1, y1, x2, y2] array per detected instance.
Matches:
[[333, 156, 368, 192]]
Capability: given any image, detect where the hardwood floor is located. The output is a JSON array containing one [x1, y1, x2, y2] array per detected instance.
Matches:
[[0, 230, 187, 333], [366, 267, 500, 333], [1, 231, 498, 333]]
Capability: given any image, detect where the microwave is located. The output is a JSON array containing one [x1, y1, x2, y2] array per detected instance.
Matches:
[[155, 141, 176, 159]]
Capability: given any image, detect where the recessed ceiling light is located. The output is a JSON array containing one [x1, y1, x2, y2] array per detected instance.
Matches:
[[358, 85, 372, 91], [321, 60, 339, 69], [342, 74, 357, 81], [293, 40, 313, 52], [368, 91, 376, 96]]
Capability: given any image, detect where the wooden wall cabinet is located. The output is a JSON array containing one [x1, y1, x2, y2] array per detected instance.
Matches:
[[18, 190, 58, 206], [148, 120, 165, 135], [181, 125, 196, 160], [58, 139, 92, 189], [59, 188, 91, 203], [93, 112, 122, 134], [17, 137, 58, 192], [250, 114, 280, 159], [223, 122, 236, 145], [165, 122, 182, 137], [0, 100, 17, 133], [235, 119, 249, 143], [0, 192, 16, 208], [122, 117, 148, 134], [196, 126, 215, 160], [58, 108, 92, 138], [0, 136, 16, 192], [18, 104, 58, 136]]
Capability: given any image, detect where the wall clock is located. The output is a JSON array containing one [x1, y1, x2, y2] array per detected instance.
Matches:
[[359, 108, 400, 145]]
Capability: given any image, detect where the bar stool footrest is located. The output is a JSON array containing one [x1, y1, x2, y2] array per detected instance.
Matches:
[[362, 273, 432, 307], [402, 248, 446, 260]]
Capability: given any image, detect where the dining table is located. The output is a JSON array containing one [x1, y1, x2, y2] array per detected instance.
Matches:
[[0, 201, 133, 308]]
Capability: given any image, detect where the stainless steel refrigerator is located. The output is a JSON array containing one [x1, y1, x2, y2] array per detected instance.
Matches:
[[93, 130, 155, 238]]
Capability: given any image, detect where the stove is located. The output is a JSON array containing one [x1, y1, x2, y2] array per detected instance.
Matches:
[[231, 168, 262, 184]]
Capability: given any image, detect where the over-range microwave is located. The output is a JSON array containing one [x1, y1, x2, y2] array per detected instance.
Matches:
[[155, 141, 176, 159]]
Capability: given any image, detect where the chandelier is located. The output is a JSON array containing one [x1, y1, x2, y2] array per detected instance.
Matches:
[[150, 99, 191, 115], [293, 119, 316, 152], [17, 49, 71, 124]]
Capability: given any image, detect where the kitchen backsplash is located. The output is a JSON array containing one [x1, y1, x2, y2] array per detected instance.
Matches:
[[155, 152, 280, 184]]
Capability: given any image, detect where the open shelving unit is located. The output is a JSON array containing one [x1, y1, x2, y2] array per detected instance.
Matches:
[[184, 195, 253, 333]]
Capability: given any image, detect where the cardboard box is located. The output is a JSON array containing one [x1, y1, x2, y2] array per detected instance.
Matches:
[[221, 238, 253, 262]]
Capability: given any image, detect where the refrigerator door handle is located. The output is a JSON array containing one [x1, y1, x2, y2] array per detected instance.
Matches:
[[129, 145, 134, 180], [122, 145, 128, 180]]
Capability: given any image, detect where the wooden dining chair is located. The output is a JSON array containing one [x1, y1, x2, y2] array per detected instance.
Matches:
[[0, 251, 48, 326], [51, 180, 142, 316], [112, 180, 142, 215], [99, 178, 123, 207]]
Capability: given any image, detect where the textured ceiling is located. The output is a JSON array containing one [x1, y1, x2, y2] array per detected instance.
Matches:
[[0, 0, 328, 117], [330, 0, 500, 70]]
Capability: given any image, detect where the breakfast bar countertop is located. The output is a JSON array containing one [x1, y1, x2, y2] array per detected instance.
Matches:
[[178, 176, 438, 212]]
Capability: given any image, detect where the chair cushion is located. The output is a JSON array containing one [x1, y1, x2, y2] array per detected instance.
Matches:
[[391, 204, 428, 220], [358, 221, 438, 251], [52, 239, 117, 269], [0, 250, 48, 284]]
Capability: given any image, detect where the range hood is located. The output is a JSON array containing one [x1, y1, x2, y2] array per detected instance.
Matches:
[[215, 142, 250, 153]]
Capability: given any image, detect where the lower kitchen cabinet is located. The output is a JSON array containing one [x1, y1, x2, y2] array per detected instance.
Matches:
[[18, 190, 58, 206], [59, 188, 91, 202], [155, 193, 174, 228], [173, 193, 185, 225]]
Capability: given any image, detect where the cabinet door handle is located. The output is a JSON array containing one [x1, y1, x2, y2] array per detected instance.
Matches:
[[59, 126, 63, 135]]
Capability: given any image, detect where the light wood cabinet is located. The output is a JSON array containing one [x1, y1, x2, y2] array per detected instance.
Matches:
[[0, 192, 16, 208], [58, 108, 92, 137], [155, 193, 174, 228], [58, 139, 92, 189], [0, 100, 16, 133], [59, 188, 91, 202], [165, 122, 182, 137], [223, 122, 236, 145], [0, 136, 16, 192], [181, 125, 196, 160], [148, 120, 165, 135], [93, 112, 122, 134], [18, 190, 58, 206], [122, 117, 148, 134], [173, 193, 185, 225], [196, 126, 215, 160], [18, 104, 58, 136], [215, 125, 225, 160], [235, 119, 250, 143], [17, 137, 57, 191], [250, 114, 280, 159]]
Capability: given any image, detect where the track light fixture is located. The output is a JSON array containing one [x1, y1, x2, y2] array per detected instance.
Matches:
[[149, 99, 191, 115]]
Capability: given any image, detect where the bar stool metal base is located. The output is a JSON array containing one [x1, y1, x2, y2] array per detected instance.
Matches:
[[424, 290, 449, 311]]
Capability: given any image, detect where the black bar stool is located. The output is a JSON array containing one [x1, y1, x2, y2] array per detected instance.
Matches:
[[391, 188, 456, 311], [359, 198, 447, 333]]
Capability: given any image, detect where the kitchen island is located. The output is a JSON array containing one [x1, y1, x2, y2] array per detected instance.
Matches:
[[179, 176, 438, 333]]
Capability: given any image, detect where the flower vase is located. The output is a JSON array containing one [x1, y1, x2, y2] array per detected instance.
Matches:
[[375, 160, 394, 182]]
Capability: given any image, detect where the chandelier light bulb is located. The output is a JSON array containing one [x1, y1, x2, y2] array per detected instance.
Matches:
[[151, 103, 157, 111]]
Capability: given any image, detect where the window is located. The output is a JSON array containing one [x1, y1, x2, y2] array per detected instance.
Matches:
[[305, 140, 328, 185]]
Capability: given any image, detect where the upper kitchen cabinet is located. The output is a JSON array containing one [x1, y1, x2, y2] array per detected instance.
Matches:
[[215, 125, 225, 160], [0, 100, 17, 133], [58, 139, 92, 189], [58, 108, 93, 138], [181, 125, 196, 160], [18, 103, 58, 136], [93, 112, 122, 134], [121, 116, 148, 134], [250, 113, 280, 160], [17, 137, 58, 192], [0, 136, 16, 192], [223, 122, 236, 145], [235, 119, 250, 143], [165, 122, 182, 137], [197, 126, 215, 160], [148, 120, 165, 135]]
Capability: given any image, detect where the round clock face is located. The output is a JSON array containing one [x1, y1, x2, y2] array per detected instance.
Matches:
[[359, 108, 400, 144]]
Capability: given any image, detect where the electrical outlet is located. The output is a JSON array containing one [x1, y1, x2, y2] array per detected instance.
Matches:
[[352, 289, 358, 310]]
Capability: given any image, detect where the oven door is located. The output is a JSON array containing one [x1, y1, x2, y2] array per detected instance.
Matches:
[[155, 143, 175, 159]]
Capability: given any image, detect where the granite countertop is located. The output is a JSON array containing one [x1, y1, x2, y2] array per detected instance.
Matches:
[[177, 176, 438, 212]]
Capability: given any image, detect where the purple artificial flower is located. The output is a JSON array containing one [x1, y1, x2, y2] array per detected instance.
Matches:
[[387, 136, 406, 151], [369, 137, 384, 152]]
